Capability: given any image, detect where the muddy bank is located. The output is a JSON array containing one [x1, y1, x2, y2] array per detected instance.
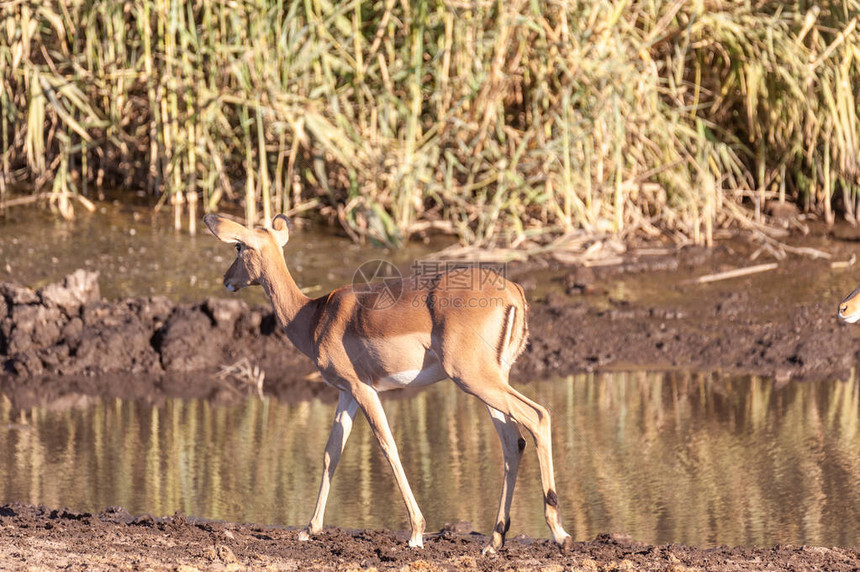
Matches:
[[2, 503, 858, 572], [519, 264, 855, 384], [1, 246, 857, 409], [0, 269, 322, 408]]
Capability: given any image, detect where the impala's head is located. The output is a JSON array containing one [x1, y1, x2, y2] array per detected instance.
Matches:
[[838, 286, 860, 324], [203, 213, 290, 292]]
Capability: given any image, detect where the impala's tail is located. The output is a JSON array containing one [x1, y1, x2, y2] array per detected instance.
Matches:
[[498, 283, 529, 369]]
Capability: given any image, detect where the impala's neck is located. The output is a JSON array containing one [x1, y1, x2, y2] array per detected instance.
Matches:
[[260, 258, 316, 358]]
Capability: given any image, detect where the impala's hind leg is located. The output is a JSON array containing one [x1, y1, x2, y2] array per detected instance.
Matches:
[[501, 387, 571, 549], [483, 406, 526, 555], [451, 369, 571, 550]]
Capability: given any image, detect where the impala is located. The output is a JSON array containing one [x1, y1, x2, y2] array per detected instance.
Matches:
[[203, 213, 572, 554], [838, 286, 860, 323]]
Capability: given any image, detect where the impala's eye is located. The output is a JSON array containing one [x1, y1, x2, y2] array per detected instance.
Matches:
[[235, 244, 241, 253]]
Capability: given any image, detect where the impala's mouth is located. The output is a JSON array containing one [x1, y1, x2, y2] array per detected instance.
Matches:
[[840, 313, 860, 324], [226, 283, 237, 292]]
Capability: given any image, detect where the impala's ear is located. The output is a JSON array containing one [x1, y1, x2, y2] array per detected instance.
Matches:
[[271, 214, 290, 248], [203, 214, 256, 247]]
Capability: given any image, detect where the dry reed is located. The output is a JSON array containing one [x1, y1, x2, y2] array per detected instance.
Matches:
[[1, 0, 858, 247]]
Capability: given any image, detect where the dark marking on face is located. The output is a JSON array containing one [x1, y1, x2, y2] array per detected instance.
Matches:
[[517, 437, 526, 452], [545, 489, 559, 507]]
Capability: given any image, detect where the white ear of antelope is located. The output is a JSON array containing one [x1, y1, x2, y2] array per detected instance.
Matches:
[[271, 214, 290, 247], [203, 214, 259, 248]]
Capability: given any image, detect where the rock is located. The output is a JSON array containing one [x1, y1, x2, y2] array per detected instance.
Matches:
[[564, 265, 597, 295], [204, 297, 247, 333], [235, 309, 263, 335], [38, 344, 70, 373], [0, 282, 39, 305], [74, 311, 161, 375], [99, 506, 133, 525], [0, 271, 304, 383], [215, 545, 237, 564], [440, 520, 474, 534], [8, 349, 44, 377], [6, 305, 63, 354], [131, 296, 174, 329], [157, 307, 224, 372], [61, 317, 84, 345], [765, 200, 800, 222], [38, 270, 100, 316], [81, 301, 128, 329]]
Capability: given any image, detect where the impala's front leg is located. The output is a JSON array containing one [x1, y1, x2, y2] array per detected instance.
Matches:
[[299, 391, 359, 541], [352, 382, 426, 548]]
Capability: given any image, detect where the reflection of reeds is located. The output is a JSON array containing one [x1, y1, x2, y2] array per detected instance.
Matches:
[[1, 373, 860, 546], [2, 2, 857, 245]]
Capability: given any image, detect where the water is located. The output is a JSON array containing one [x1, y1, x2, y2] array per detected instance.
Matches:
[[1, 371, 858, 547], [0, 200, 447, 303]]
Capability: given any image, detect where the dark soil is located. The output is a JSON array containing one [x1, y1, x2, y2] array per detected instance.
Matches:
[[2, 503, 858, 571], [510, 244, 858, 385], [2, 231, 860, 570]]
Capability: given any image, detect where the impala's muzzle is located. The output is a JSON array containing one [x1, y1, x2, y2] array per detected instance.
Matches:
[[838, 286, 860, 323], [224, 273, 244, 292], [839, 303, 859, 323]]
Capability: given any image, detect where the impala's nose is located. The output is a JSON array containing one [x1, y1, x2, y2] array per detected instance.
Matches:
[[839, 303, 848, 317], [224, 279, 237, 292]]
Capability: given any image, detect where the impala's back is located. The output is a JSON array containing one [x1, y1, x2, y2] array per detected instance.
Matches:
[[315, 266, 527, 392], [839, 286, 860, 323]]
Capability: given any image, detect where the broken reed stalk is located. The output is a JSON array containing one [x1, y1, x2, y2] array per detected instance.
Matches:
[[694, 263, 780, 285], [1, 1, 858, 248]]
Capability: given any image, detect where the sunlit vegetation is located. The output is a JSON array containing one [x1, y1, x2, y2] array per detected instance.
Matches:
[[1, 1, 858, 246]]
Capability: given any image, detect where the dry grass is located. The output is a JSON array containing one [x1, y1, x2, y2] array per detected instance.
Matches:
[[1, 0, 858, 247]]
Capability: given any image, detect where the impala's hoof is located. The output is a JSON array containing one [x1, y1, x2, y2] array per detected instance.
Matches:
[[297, 528, 312, 542], [408, 535, 424, 549], [558, 534, 573, 553], [482, 534, 503, 555]]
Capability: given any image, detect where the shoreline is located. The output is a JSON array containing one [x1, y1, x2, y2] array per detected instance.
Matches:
[[2, 502, 858, 571]]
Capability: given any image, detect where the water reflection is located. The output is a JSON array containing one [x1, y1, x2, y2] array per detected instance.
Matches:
[[1, 372, 859, 547]]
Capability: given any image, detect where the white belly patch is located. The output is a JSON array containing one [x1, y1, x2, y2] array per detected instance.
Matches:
[[376, 363, 447, 391]]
